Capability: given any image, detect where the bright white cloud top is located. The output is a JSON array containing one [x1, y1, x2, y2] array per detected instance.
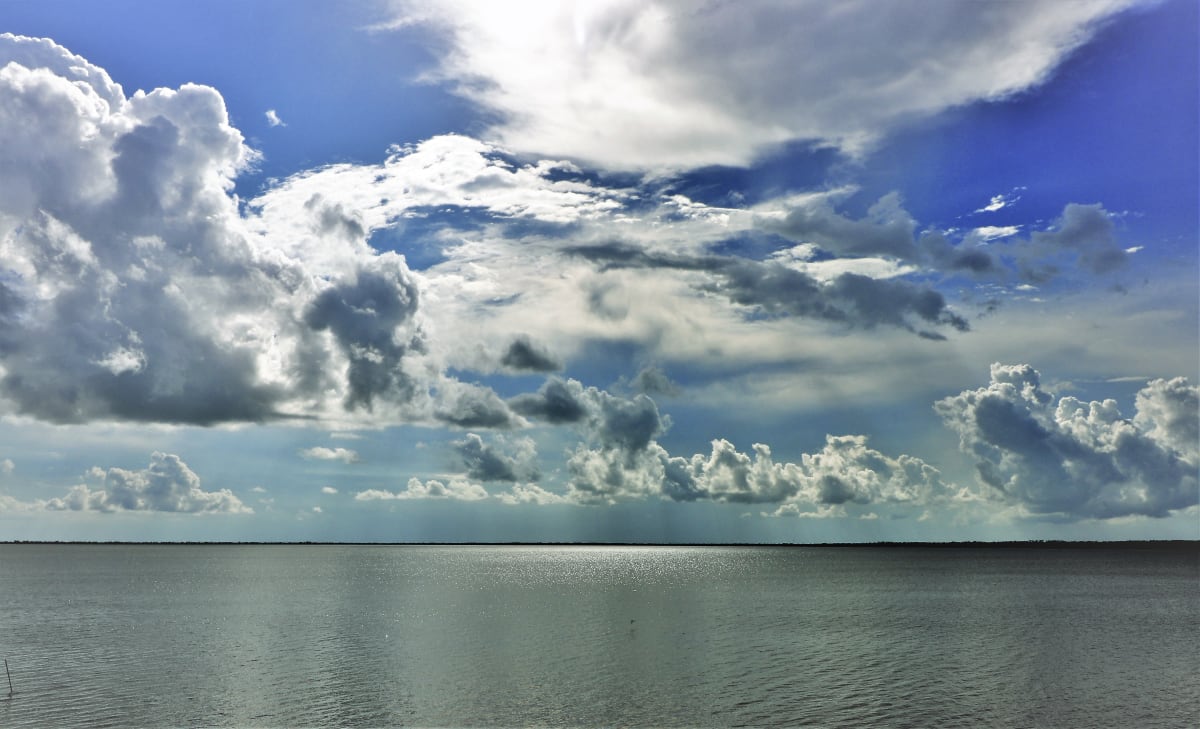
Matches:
[[0, 0, 1195, 543], [385, 0, 1139, 168]]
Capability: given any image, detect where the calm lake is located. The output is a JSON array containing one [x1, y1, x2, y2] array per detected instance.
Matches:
[[0, 544, 1196, 727]]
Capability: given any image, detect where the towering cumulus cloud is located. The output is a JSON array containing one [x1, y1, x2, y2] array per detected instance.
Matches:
[[936, 364, 1199, 519], [0, 34, 490, 427]]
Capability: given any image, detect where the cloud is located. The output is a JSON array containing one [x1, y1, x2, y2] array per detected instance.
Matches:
[[935, 364, 1199, 519], [321, 486, 339, 494], [629, 366, 680, 397], [520, 376, 961, 513], [452, 432, 539, 482], [302, 259, 423, 413], [386, 0, 1137, 169], [300, 447, 360, 464], [569, 243, 969, 337], [265, 109, 285, 127], [433, 379, 524, 429], [565, 433, 960, 513], [757, 192, 920, 260], [0, 36, 529, 429], [1025, 203, 1127, 277], [758, 194, 1126, 286], [0, 34, 288, 424], [0, 458, 12, 476], [248, 133, 627, 234], [355, 477, 489, 501], [972, 226, 1021, 241], [511, 376, 670, 452], [43, 452, 252, 513], [974, 188, 1025, 213], [500, 335, 561, 372], [509, 377, 592, 424], [494, 483, 570, 505]]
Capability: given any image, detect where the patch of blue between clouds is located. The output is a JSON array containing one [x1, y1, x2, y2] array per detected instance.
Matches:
[[852, 0, 1197, 242]]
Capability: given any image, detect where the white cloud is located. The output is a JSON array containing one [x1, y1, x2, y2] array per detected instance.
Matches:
[[384, 0, 1138, 169], [0, 458, 12, 476], [564, 434, 963, 515], [43, 452, 252, 514], [0, 30, 1163, 461], [355, 477, 489, 501], [935, 364, 1199, 519], [974, 188, 1026, 213], [972, 225, 1021, 241], [0, 36, 523, 430], [265, 109, 285, 127], [494, 483, 570, 505], [321, 485, 339, 494], [300, 447, 359, 464]]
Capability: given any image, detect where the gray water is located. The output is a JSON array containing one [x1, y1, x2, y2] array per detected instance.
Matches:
[[0, 544, 1195, 728]]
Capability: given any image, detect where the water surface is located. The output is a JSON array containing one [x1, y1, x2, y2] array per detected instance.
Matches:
[[0, 544, 1195, 727]]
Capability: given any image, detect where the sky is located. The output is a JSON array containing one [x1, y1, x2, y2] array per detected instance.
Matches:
[[0, 0, 1196, 543]]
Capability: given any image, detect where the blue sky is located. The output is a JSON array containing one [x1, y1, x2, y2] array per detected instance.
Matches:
[[0, 0, 1196, 542]]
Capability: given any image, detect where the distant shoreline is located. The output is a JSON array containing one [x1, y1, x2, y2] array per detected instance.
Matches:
[[1, 539, 1196, 549]]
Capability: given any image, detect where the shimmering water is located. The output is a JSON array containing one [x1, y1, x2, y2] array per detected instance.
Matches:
[[0, 544, 1195, 728]]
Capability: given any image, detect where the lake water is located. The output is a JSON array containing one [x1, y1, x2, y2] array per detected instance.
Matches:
[[0, 544, 1195, 728]]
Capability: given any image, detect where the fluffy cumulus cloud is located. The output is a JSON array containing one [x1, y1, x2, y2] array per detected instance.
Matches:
[[494, 483, 570, 506], [300, 447, 360, 464], [43, 452, 251, 514], [386, 0, 1138, 168], [355, 477, 488, 501], [565, 433, 960, 515], [936, 364, 1199, 519], [0, 34, 530, 429], [509, 376, 958, 514], [0, 34, 1142, 440]]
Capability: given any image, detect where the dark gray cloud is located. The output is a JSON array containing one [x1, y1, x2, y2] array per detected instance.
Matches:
[[509, 377, 592, 424], [569, 244, 968, 336], [500, 335, 562, 372], [510, 377, 669, 452], [452, 432, 539, 482], [759, 192, 920, 259], [761, 196, 1128, 287], [918, 231, 1003, 276], [434, 382, 523, 429], [1029, 203, 1127, 275], [44, 452, 251, 513], [454, 433, 517, 481], [304, 261, 423, 412], [630, 366, 681, 397], [935, 364, 1198, 519]]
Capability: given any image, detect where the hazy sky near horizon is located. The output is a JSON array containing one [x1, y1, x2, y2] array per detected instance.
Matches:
[[0, 0, 1196, 542]]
